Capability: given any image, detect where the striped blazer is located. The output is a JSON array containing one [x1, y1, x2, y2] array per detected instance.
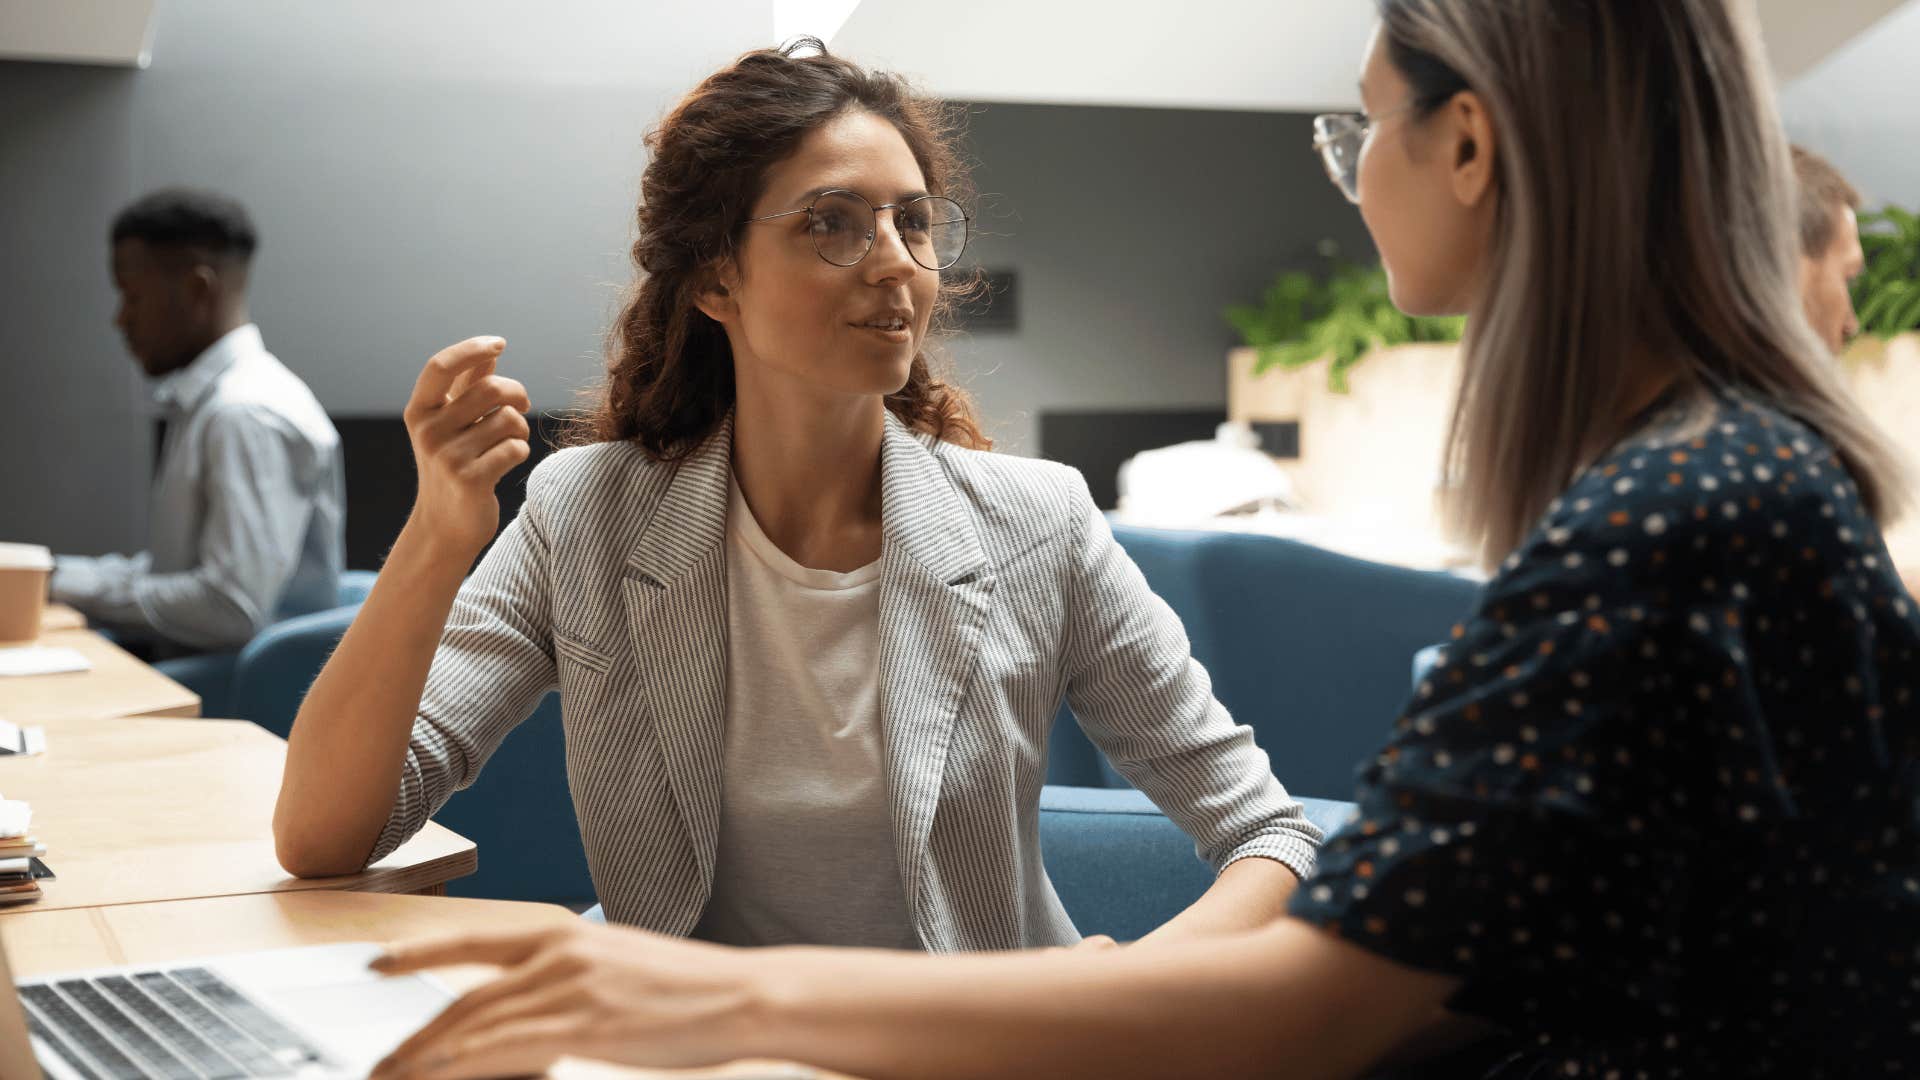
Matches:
[[368, 413, 1322, 951]]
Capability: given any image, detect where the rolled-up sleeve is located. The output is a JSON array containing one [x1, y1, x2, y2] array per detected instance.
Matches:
[[366, 478, 560, 865], [1057, 472, 1321, 880]]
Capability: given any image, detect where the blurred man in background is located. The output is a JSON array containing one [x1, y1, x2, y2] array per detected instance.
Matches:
[[1793, 145, 1866, 356], [1793, 146, 1918, 595], [52, 188, 344, 656]]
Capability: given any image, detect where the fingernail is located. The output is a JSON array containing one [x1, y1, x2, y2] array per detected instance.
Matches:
[[484, 336, 506, 349]]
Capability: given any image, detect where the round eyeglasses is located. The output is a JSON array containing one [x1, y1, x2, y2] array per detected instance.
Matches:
[[1311, 99, 1431, 205], [746, 189, 971, 271]]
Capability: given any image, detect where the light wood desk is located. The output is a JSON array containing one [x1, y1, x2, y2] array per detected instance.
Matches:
[[0, 715, 475, 912], [40, 605, 86, 633], [0, 627, 200, 724], [4, 891, 832, 1079]]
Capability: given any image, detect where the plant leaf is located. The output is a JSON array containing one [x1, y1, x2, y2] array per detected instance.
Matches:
[[1889, 285, 1920, 337], [1226, 259, 1466, 387]]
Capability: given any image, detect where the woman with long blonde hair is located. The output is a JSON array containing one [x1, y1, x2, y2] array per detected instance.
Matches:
[[369, 3, 1919, 1077]]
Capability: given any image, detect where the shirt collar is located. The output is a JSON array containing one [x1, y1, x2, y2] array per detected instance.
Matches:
[[150, 324, 262, 413]]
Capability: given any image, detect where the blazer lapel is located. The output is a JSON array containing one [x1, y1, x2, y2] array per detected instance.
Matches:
[[621, 417, 733, 892], [876, 415, 997, 920]]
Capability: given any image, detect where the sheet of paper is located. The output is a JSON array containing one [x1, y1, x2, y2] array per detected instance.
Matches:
[[0, 645, 91, 677], [0, 799, 29, 839]]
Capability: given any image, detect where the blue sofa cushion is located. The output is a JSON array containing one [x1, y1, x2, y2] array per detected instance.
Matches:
[[1052, 524, 1480, 800], [1040, 785, 1356, 941]]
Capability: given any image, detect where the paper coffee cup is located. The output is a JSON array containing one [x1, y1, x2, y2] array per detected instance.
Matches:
[[0, 543, 54, 643]]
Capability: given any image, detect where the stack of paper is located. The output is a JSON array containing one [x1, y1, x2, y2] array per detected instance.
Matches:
[[0, 720, 45, 756], [0, 798, 42, 906]]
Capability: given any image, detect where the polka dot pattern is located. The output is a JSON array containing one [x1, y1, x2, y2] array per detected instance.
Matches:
[[1290, 390, 1920, 1076]]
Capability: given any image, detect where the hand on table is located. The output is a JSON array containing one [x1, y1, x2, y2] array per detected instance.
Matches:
[[368, 921, 765, 1080]]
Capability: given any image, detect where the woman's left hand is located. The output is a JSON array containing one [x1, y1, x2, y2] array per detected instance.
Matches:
[[367, 922, 768, 1079]]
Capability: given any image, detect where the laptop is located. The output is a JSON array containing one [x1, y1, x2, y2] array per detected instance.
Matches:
[[1, 931, 456, 1079]]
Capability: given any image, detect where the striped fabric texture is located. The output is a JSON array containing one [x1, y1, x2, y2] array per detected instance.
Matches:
[[368, 412, 1322, 951]]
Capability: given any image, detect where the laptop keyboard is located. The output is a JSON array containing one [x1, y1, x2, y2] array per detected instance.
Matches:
[[21, 966, 331, 1079]]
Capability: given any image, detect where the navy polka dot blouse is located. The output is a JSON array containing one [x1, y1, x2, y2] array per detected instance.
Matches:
[[1289, 388, 1920, 1077]]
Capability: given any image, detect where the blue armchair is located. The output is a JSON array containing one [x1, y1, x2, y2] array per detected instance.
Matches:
[[1049, 524, 1479, 799], [156, 570, 382, 718], [1039, 786, 1357, 941], [1029, 524, 1477, 940], [229, 584, 595, 906]]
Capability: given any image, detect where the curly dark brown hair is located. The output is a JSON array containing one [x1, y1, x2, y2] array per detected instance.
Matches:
[[567, 38, 990, 457]]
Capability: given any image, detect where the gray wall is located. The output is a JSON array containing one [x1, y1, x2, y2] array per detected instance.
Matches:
[[947, 102, 1376, 454], [0, 62, 143, 553], [1781, 1, 1920, 207], [0, 0, 770, 556]]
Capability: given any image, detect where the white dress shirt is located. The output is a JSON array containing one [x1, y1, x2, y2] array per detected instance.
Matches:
[[52, 324, 345, 652]]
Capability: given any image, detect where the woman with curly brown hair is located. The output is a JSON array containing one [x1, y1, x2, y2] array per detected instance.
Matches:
[[272, 39, 1322, 953]]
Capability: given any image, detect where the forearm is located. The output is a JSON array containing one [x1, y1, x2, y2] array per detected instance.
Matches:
[[273, 521, 473, 876], [1136, 856, 1299, 946], [55, 555, 255, 649], [749, 919, 1445, 1080]]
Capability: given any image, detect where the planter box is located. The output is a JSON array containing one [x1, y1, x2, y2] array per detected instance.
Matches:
[[1228, 342, 1462, 532], [1225, 334, 1920, 583]]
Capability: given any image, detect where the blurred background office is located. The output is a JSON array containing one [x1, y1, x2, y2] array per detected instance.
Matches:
[[1, 0, 1915, 914], [1, 0, 1913, 551], [4, 1, 1915, 570]]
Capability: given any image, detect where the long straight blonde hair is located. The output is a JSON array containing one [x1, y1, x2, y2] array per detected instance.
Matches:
[[1377, 0, 1910, 568]]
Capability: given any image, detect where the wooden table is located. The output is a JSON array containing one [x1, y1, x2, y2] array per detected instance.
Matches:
[[0, 715, 475, 912], [4, 891, 831, 1079], [0, 627, 200, 724], [39, 605, 86, 633]]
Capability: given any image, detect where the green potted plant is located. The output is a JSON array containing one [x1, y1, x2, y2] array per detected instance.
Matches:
[[1221, 256, 1470, 547], [1853, 205, 1920, 339], [1841, 204, 1920, 587], [1225, 260, 1464, 393]]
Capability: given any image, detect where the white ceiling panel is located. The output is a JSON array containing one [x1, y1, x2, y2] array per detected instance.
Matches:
[[834, 0, 1379, 112], [0, 0, 157, 67], [833, 0, 1914, 112]]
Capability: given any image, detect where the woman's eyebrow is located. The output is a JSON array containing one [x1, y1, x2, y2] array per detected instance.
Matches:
[[781, 184, 935, 206]]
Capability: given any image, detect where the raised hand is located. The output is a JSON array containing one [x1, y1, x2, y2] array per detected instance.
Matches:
[[400, 336, 533, 560]]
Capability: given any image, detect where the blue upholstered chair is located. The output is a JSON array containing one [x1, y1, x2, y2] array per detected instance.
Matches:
[[334, 569, 377, 607], [1049, 524, 1480, 800], [152, 651, 241, 719], [229, 579, 595, 906], [1024, 524, 1479, 938], [155, 570, 382, 718], [1038, 787, 1358, 941]]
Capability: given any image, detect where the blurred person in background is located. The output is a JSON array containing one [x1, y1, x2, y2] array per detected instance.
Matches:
[[53, 188, 344, 655]]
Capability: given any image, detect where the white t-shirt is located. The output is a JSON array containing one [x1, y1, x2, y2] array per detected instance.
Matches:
[[690, 477, 919, 948]]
